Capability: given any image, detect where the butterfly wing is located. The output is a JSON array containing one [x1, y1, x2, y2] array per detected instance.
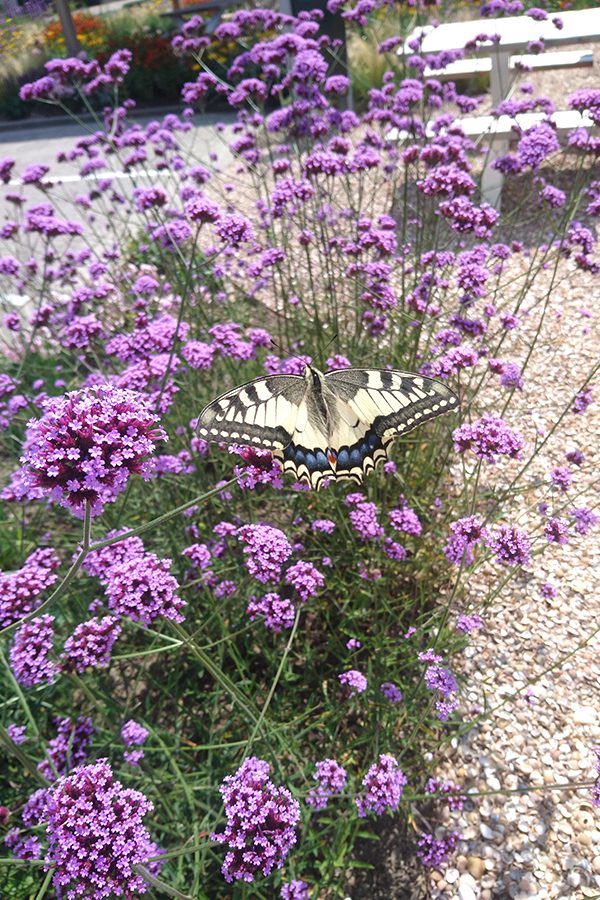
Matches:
[[323, 368, 459, 480], [196, 374, 305, 448]]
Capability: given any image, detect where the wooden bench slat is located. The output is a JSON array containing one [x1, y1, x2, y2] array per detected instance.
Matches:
[[423, 49, 593, 79]]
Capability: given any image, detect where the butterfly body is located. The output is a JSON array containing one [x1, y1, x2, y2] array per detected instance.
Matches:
[[197, 365, 459, 489]]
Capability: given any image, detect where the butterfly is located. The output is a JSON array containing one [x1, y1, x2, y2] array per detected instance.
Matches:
[[197, 365, 459, 489]]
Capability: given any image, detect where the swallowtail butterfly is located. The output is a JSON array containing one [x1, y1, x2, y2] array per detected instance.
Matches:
[[197, 366, 459, 489]]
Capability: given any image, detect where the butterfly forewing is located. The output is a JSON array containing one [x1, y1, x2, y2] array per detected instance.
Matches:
[[196, 374, 305, 449], [325, 368, 459, 441]]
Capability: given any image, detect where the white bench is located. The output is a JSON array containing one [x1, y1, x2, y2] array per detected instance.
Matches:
[[423, 49, 593, 81], [388, 110, 596, 208]]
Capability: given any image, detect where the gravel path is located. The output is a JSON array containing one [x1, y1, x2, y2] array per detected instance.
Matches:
[[427, 225, 600, 899]]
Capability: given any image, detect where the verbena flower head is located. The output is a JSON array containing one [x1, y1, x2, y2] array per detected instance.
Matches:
[[45, 759, 160, 899], [444, 515, 486, 566], [281, 881, 310, 900], [20, 385, 167, 516], [306, 758, 347, 809], [0, 547, 60, 630], [424, 659, 459, 721], [7, 723, 26, 744], [211, 756, 300, 883], [104, 552, 185, 625], [5, 828, 42, 860], [121, 720, 149, 747], [550, 465, 573, 493], [380, 681, 403, 703], [485, 524, 532, 567], [338, 669, 368, 697], [285, 560, 325, 602], [570, 507, 597, 535], [456, 613, 483, 633], [247, 593, 296, 631], [238, 524, 293, 583], [82, 530, 145, 581], [22, 788, 49, 827], [60, 616, 122, 674], [453, 414, 525, 463], [355, 754, 407, 817], [417, 830, 460, 867], [545, 516, 570, 544], [389, 505, 422, 536], [10, 615, 56, 688], [39, 716, 94, 781]]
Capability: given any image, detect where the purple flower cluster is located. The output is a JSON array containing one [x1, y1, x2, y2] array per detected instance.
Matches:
[[20, 385, 167, 516], [5, 828, 42, 860], [485, 524, 532, 567], [45, 759, 160, 899], [104, 552, 185, 625], [338, 669, 368, 697], [417, 830, 461, 867], [380, 681, 403, 703], [122, 719, 149, 766], [355, 754, 407, 817], [10, 615, 56, 688], [247, 593, 296, 631], [211, 756, 300, 883], [60, 616, 122, 674], [238, 524, 293, 583], [0, 547, 60, 629], [444, 516, 486, 566], [285, 560, 325, 602], [39, 716, 94, 780], [453, 414, 525, 463], [281, 881, 310, 900], [422, 651, 459, 721], [306, 758, 347, 810]]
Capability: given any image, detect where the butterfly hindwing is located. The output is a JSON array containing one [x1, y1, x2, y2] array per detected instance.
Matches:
[[196, 374, 305, 448]]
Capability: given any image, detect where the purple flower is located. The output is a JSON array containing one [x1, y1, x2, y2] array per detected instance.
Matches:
[[349, 501, 384, 541], [133, 186, 168, 211], [570, 507, 597, 536], [281, 881, 309, 900], [22, 788, 49, 827], [0, 547, 60, 630], [10, 615, 56, 688], [82, 530, 145, 580], [121, 720, 149, 747], [5, 828, 42, 860], [565, 448, 584, 466], [572, 387, 593, 414], [311, 518, 336, 534], [417, 830, 460, 867], [7, 723, 26, 744], [389, 505, 421, 536], [424, 659, 459, 721], [426, 777, 466, 811], [485, 524, 531, 566], [517, 122, 559, 169], [444, 516, 486, 566], [211, 756, 300, 883], [238, 524, 293, 584], [545, 517, 570, 544], [20, 385, 167, 517], [104, 553, 185, 625], [453, 414, 525, 463], [383, 538, 407, 561], [214, 214, 254, 246], [456, 614, 483, 633], [60, 616, 121, 674], [39, 716, 94, 781], [46, 759, 161, 898], [550, 466, 573, 493], [285, 560, 325, 602], [355, 754, 407, 817], [247, 593, 296, 632], [380, 681, 403, 703], [306, 758, 347, 809], [539, 582, 558, 599], [338, 669, 367, 696]]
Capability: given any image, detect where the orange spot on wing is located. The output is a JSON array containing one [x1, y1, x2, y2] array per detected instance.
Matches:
[[327, 450, 337, 468]]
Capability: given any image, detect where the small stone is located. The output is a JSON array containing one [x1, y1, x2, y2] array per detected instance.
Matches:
[[445, 867, 459, 884], [458, 873, 477, 900], [592, 856, 600, 875], [480, 823, 495, 839], [573, 706, 596, 725], [467, 856, 486, 879], [567, 872, 581, 889]]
